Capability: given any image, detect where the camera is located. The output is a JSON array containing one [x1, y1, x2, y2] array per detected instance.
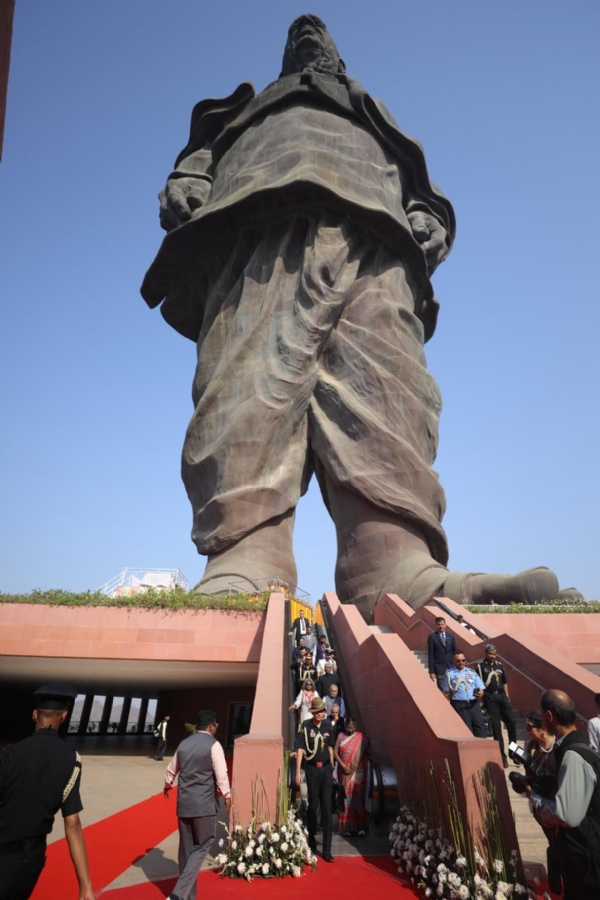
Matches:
[[507, 742, 555, 799], [508, 771, 529, 794], [507, 741, 532, 768]]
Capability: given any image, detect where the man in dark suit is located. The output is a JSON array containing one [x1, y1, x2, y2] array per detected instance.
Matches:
[[291, 636, 307, 661], [290, 608, 309, 643], [427, 617, 459, 691]]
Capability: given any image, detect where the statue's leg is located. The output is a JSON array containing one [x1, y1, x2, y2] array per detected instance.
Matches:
[[319, 469, 558, 619], [315, 467, 447, 619], [196, 509, 298, 594], [185, 217, 361, 593], [310, 238, 559, 619]]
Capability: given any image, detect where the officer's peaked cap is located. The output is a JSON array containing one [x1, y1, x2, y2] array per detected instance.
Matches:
[[33, 683, 78, 710]]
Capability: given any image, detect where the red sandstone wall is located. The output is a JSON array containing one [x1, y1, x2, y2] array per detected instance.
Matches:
[[325, 593, 519, 856], [0, 604, 265, 662], [471, 612, 600, 664], [231, 594, 286, 826], [374, 595, 600, 721]]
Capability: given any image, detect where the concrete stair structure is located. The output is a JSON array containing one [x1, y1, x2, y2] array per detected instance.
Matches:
[[320, 592, 519, 864], [411, 644, 549, 876], [412, 649, 429, 671]]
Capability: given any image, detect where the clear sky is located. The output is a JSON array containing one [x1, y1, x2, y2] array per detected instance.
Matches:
[[1, 1, 599, 601]]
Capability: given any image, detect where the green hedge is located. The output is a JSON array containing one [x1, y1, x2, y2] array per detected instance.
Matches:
[[466, 602, 600, 614], [0, 587, 269, 612]]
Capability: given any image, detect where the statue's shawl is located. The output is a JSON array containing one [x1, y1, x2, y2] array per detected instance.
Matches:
[[141, 77, 455, 344]]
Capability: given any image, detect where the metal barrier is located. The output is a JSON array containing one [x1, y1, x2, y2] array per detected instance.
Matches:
[[313, 600, 325, 628], [490, 656, 590, 735], [370, 755, 400, 823], [317, 599, 363, 730], [284, 600, 298, 752], [434, 599, 490, 642]]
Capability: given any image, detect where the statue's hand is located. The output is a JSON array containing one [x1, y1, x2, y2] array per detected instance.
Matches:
[[407, 211, 449, 275], [159, 177, 211, 232]]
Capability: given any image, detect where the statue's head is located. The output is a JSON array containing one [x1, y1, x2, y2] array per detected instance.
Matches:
[[280, 14, 346, 78]]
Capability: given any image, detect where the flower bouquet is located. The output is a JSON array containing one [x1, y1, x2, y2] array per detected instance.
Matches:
[[390, 805, 529, 899], [217, 810, 317, 881]]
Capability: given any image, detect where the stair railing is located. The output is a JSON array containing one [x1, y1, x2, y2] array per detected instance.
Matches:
[[470, 655, 589, 733]]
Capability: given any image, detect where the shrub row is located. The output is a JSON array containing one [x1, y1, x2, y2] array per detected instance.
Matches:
[[0, 587, 269, 612], [465, 602, 600, 614]]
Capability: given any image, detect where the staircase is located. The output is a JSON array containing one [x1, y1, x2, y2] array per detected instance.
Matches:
[[413, 649, 429, 671], [410, 650, 548, 878]]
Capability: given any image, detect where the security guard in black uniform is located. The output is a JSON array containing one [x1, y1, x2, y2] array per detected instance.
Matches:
[[477, 645, 517, 768], [0, 684, 95, 900], [295, 697, 335, 863]]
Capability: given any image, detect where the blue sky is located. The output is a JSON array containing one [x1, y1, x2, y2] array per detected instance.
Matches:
[[1, 1, 599, 601]]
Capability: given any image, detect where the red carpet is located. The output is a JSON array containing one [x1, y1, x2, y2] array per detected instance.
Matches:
[[31, 790, 178, 899], [98, 868, 561, 900], [99, 856, 420, 898], [30, 780, 553, 900]]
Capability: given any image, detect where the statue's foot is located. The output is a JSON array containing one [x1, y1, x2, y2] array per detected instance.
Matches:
[[556, 586, 585, 602], [366, 552, 561, 618], [193, 561, 276, 595], [442, 567, 559, 606]]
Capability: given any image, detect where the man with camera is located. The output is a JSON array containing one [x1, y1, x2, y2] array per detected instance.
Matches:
[[477, 644, 517, 768], [508, 710, 560, 893], [524, 690, 600, 900]]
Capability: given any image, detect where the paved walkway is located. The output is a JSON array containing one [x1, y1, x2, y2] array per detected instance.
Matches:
[[51, 736, 388, 893], [49, 736, 169, 845], [55, 730, 541, 891]]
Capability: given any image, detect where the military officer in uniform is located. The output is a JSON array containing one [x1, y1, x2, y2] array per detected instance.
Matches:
[[295, 697, 335, 863], [443, 653, 487, 737], [477, 644, 517, 768], [0, 683, 94, 900]]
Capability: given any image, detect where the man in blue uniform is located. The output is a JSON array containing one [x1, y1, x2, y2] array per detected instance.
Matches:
[[443, 653, 487, 737], [0, 683, 94, 900]]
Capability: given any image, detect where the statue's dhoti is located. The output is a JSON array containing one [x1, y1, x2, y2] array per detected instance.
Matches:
[[183, 214, 449, 568]]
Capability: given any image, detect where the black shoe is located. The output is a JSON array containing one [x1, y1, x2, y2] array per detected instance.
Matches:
[[322, 853, 334, 863]]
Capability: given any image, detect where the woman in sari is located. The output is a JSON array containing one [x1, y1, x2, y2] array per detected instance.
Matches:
[[334, 717, 368, 835]]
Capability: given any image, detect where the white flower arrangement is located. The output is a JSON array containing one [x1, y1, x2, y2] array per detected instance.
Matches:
[[390, 805, 528, 900], [219, 809, 317, 881]]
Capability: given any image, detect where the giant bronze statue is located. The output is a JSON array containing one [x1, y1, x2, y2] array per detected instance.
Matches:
[[142, 15, 566, 619]]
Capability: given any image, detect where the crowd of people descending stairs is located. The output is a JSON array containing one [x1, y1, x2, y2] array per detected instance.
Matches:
[[287, 607, 370, 863]]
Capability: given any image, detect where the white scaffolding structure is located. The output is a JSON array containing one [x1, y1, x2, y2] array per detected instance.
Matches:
[[98, 567, 188, 597]]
